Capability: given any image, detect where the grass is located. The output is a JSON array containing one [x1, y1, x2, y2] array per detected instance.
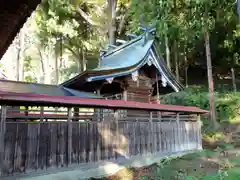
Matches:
[[91, 146, 240, 180]]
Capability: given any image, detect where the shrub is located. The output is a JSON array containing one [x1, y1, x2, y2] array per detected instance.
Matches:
[[161, 87, 240, 124]]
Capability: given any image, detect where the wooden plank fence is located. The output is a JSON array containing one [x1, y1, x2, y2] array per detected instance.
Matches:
[[0, 116, 202, 176]]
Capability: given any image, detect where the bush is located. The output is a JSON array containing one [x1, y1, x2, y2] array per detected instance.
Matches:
[[161, 87, 240, 124]]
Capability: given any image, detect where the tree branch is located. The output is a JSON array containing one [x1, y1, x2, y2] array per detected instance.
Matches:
[[76, 6, 101, 27]]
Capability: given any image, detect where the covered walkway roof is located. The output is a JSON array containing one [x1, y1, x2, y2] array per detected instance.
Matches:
[[0, 90, 208, 114]]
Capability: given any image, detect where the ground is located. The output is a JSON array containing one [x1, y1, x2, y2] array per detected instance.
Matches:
[[90, 126, 240, 180]]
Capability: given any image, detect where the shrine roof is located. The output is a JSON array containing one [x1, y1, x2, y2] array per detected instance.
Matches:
[[62, 34, 184, 92]]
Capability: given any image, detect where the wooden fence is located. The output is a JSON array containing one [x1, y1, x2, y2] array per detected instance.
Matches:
[[0, 114, 201, 176]]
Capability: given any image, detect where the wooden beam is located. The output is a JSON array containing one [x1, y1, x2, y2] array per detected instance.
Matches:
[[0, 105, 7, 176]]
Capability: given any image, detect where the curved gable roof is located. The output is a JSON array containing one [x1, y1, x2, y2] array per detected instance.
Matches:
[[95, 37, 154, 71], [62, 34, 184, 92]]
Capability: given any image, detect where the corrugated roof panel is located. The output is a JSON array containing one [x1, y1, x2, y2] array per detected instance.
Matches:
[[0, 80, 100, 98], [0, 90, 208, 114]]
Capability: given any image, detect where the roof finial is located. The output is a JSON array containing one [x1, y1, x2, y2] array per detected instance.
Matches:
[[139, 16, 156, 45]]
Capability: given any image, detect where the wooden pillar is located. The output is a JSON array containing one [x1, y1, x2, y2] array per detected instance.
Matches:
[[0, 105, 7, 176], [24, 106, 29, 116], [67, 107, 73, 165], [40, 106, 44, 122], [114, 109, 119, 159], [73, 107, 79, 121], [123, 90, 127, 101], [97, 89, 103, 122]]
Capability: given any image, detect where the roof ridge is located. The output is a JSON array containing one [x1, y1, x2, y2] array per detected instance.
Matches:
[[102, 36, 144, 58], [0, 79, 59, 87]]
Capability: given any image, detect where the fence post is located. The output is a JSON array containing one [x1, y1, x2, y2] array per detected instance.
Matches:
[[67, 107, 73, 166], [40, 106, 44, 122], [0, 105, 7, 176]]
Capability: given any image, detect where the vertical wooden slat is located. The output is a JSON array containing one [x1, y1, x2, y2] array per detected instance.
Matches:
[[104, 123, 108, 160], [50, 123, 57, 167], [25, 123, 30, 172], [86, 122, 90, 162], [197, 115, 202, 149], [97, 123, 101, 161], [77, 122, 81, 163], [125, 122, 129, 158], [13, 124, 20, 173], [172, 121, 176, 152], [158, 122, 162, 153], [80, 123, 86, 163], [114, 113, 119, 159], [184, 122, 188, 150], [149, 112, 153, 155], [89, 122, 94, 162], [35, 122, 40, 170], [170, 121, 173, 152], [179, 121, 183, 151], [162, 123, 166, 153], [193, 121, 197, 149], [59, 123, 65, 167], [0, 105, 7, 176], [176, 113, 181, 151], [139, 121, 142, 155], [181, 122, 185, 151], [109, 121, 114, 160], [67, 108, 72, 166], [132, 121, 136, 156], [129, 122, 133, 156]]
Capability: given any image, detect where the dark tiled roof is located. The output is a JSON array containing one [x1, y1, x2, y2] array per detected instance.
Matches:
[[0, 0, 41, 59], [0, 80, 101, 98]]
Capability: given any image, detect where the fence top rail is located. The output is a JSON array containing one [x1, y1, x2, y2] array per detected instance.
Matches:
[[0, 90, 208, 114]]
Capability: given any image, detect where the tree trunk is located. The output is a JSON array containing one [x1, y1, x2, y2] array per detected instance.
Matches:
[[204, 29, 218, 128], [108, 0, 117, 45], [165, 33, 171, 70], [82, 48, 86, 71], [16, 43, 20, 81], [20, 32, 25, 81], [55, 52, 59, 85], [184, 50, 188, 88], [16, 31, 25, 81], [174, 40, 179, 81], [37, 48, 45, 83]]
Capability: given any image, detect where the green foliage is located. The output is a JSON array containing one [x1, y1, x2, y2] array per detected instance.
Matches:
[[162, 88, 240, 124], [24, 75, 38, 83], [128, 0, 240, 74]]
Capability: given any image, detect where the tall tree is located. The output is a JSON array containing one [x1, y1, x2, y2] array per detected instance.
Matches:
[[108, 0, 118, 45]]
